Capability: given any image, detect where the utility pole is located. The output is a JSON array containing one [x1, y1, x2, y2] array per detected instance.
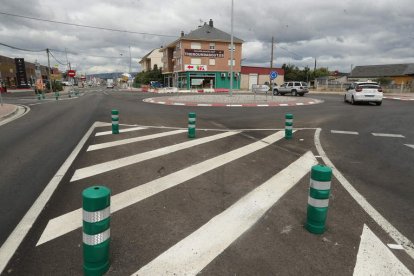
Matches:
[[229, 0, 234, 97], [270, 36, 274, 86], [46, 48, 53, 93], [129, 46, 132, 74]]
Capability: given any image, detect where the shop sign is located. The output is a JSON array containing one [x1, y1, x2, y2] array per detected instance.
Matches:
[[185, 64, 208, 71], [184, 49, 224, 58]]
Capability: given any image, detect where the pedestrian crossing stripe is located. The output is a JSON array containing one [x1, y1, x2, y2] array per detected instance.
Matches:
[[87, 129, 187, 151], [95, 126, 147, 136], [132, 151, 317, 275], [71, 131, 238, 182], [37, 130, 294, 246]]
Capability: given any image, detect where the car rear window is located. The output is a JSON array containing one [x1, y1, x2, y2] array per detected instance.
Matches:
[[359, 84, 379, 89]]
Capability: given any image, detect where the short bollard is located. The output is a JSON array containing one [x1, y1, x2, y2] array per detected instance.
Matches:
[[41, 92, 45, 99], [82, 186, 111, 276], [111, 110, 119, 134], [55, 92, 59, 100], [306, 165, 332, 234], [188, 112, 196, 138], [285, 113, 293, 139], [37, 93, 41, 100]]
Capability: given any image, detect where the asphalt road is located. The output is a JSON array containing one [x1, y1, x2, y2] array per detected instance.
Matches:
[[0, 88, 413, 275]]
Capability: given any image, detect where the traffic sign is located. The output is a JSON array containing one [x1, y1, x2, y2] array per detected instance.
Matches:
[[67, 70, 76, 77], [270, 71, 278, 80]]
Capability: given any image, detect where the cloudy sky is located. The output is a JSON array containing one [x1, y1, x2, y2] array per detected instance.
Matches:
[[1, 0, 413, 74]]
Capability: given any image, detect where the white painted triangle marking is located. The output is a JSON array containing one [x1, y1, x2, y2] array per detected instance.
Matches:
[[71, 131, 238, 182], [132, 151, 317, 276], [405, 144, 414, 149], [87, 129, 187, 151], [37, 131, 291, 246], [95, 126, 147, 136], [353, 224, 412, 276]]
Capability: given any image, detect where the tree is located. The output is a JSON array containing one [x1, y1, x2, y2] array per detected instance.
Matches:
[[134, 65, 163, 86]]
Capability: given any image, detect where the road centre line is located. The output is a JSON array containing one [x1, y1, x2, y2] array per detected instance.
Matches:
[[95, 126, 147, 136], [331, 130, 359, 135], [70, 131, 238, 182], [87, 129, 187, 151], [372, 133, 405, 138], [314, 129, 414, 259], [37, 130, 291, 246], [0, 121, 108, 274], [405, 144, 414, 149], [132, 151, 317, 275]]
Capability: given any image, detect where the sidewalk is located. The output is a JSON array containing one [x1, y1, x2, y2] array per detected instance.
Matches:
[[0, 103, 18, 121]]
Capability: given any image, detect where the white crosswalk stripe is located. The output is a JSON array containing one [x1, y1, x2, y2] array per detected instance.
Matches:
[[95, 126, 147, 136], [405, 144, 414, 149], [37, 130, 291, 246], [70, 131, 238, 182], [331, 130, 359, 135], [372, 133, 405, 138], [87, 129, 187, 151], [132, 151, 317, 276]]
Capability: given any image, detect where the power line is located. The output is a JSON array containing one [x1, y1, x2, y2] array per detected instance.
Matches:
[[49, 50, 68, 66], [0, 42, 45, 52], [0, 11, 177, 38]]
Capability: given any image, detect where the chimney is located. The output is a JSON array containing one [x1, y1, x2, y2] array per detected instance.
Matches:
[[209, 19, 213, 27], [181, 31, 184, 37]]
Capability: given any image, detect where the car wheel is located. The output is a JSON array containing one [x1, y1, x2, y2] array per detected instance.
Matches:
[[376, 101, 382, 106], [298, 93, 304, 96], [292, 90, 297, 96], [344, 95, 347, 103], [273, 89, 278, 95]]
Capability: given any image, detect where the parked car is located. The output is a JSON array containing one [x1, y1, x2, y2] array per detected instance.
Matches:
[[273, 81, 309, 96], [344, 81, 383, 105]]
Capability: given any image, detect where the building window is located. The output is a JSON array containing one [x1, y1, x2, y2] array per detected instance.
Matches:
[[191, 58, 201, 65], [228, 59, 236, 66], [209, 43, 215, 50], [209, 59, 215, 66], [191, 42, 201, 49]]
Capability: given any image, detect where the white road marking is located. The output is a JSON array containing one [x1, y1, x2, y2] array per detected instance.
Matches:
[[197, 104, 212, 107], [226, 104, 242, 107], [95, 126, 147, 136], [132, 151, 317, 276], [71, 131, 238, 182], [353, 225, 411, 276], [0, 122, 106, 274], [405, 144, 414, 149], [314, 128, 414, 259], [173, 103, 185, 106], [331, 130, 359, 135], [279, 104, 289, 106], [372, 133, 405, 138], [87, 129, 187, 151], [296, 103, 304, 105], [157, 101, 166, 104], [37, 131, 290, 246], [388, 244, 405, 250]]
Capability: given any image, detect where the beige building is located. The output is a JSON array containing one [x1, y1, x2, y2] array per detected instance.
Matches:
[[240, 66, 285, 90], [139, 48, 163, 72], [162, 19, 243, 89]]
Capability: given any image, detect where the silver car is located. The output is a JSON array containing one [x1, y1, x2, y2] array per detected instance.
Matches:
[[273, 81, 309, 96]]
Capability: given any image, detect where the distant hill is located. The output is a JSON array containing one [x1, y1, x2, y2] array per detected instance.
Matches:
[[88, 72, 138, 79]]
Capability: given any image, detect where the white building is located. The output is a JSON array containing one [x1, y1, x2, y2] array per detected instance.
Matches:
[[139, 48, 163, 72]]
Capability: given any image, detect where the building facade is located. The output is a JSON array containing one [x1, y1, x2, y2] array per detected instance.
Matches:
[[162, 19, 243, 90], [0, 55, 49, 88], [139, 48, 163, 72], [349, 63, 414, 85], [240, 66, 285, 90]]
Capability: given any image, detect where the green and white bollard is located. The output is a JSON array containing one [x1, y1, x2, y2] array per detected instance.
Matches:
[[82, 186, 111, 276], [111, 110, 119, 134], [306, 165, 332, 234], [188, 112, 196, 138], [42, 92, 45, 99], [285, 113, 293, 139], [37, 93, 41, 100], [55, 92, 59, 100]]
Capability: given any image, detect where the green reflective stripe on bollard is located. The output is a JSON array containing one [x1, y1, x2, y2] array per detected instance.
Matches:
[[306, 164, 332, 234], [111, 110, 119, 115], [83, 186, 111, 276], [285, 113, 293, 119], [285, 114, 293, 139]]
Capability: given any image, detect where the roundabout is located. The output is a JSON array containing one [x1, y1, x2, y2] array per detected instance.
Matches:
[[143, 93, 324, 107]]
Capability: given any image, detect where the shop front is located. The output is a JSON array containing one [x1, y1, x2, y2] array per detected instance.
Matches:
[[168, 71, 240, 90]]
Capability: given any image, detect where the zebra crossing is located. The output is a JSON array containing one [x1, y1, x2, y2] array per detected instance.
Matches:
[[4, 122, 414, 275]]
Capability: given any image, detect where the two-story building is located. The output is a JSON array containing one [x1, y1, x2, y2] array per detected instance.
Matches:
[[139, 48, 163, 72], [162, 19, 243, 90]]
